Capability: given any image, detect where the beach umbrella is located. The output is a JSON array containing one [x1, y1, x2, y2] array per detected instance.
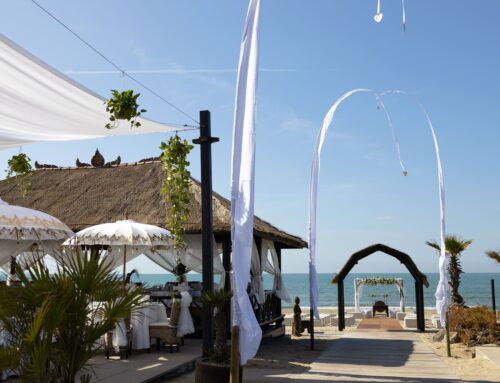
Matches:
[[64, 219, 173, 289], [0, 198, 73, 283]]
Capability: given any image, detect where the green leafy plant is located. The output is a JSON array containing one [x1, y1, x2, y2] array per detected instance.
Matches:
[[201, 288, 233, 363], [105, 89, 146, 129], [426, 234, 472, 305], [0, 249, 142, 382], [160, 135, 193, 258], [6, 152, 33, 197]]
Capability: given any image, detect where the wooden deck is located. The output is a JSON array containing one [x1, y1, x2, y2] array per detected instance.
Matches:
[[239, 329, 463, 382], [80, 339, 201, 383]]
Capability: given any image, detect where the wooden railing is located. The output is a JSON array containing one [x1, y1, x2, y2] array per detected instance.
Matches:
[[251, 291, 283, 327]]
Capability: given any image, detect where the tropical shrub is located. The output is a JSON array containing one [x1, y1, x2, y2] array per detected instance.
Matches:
[[447, 305, 500, 346], [6, 152, 33, 197]]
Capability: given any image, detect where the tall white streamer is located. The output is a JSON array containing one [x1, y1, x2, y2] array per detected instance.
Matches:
[[381, 90, 447, 325], [230, 0, 262, 365], [308, 88, 407, 319]]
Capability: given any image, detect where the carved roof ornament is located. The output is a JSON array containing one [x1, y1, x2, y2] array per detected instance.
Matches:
[[34, 161, 59, 169], [91, 149, 105, 168], [76, 158, 91, 168]]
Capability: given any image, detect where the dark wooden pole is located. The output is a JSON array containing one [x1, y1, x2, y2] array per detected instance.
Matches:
[[310, 308, 314, 350], [338, 279, 345, 331], [193, 110, 219, 356], [491, 279, 496, 315], [223, 234, 232, 337]]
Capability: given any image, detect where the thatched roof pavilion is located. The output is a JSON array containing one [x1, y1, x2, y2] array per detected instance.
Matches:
[[0, 154, 306, 250]]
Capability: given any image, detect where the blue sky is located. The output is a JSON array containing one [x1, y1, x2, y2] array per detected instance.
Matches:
[[1, 0, 499, 274]]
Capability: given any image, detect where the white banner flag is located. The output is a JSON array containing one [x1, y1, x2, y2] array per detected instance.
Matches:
[[230, 0, 262, 365]]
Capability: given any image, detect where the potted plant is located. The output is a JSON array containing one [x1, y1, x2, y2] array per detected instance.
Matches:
[[6, 152, 33, 197], [195, 288, 239, 383], [104, 89, 146, 129]]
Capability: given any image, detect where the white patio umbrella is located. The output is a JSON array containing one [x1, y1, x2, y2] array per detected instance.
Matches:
[[64, 219, 174, 289], [0, 198, 73, 283]]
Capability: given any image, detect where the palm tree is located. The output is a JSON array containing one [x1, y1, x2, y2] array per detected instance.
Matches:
[[201, 288, 233, 363], [426, 235, 472, 305], [486, 250, 500, 264], [0, 249, 142, 382]]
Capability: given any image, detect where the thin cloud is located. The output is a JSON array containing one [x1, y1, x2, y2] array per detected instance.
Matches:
[[64, 68, 298, 75]]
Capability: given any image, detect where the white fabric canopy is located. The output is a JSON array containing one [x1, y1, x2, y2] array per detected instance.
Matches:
[[250, 240, 265, 304], [0, 33, 185, 149]]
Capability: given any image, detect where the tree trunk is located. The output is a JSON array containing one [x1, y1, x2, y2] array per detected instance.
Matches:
[[214, 310, 226, 356], [448, 255, 461, 304]]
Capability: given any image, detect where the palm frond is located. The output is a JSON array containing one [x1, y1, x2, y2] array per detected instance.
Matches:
[[486, 250, 500, 264]]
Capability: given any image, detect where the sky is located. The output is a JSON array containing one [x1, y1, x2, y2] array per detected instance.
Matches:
[[1, 0, 499, 274]]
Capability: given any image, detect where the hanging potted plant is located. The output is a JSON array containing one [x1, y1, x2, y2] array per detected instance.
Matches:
[[195, 289, 239, 383], [160, 135, 193, 266], [105, 89, 146, 129], [6, 152, 34, 197]]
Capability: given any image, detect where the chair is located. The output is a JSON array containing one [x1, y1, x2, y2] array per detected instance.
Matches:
[[103, 319, 133, 359], [149, 298, 181, 352]]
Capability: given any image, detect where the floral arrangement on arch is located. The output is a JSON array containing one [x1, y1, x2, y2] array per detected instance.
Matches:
[[362, 277, 398, 285]]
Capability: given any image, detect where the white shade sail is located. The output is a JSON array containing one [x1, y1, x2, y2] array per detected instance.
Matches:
[[0, 33, 185, 149]]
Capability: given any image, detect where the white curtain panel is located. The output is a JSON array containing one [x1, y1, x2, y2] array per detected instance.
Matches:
[[354, 278, 364, 312], [261, 239, 291, 303], [0, 33, 185, 149], [250, 240, 265, 304], [396, 278, 405, 312]]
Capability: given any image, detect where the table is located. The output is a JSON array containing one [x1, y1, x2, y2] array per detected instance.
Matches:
[[130, 303, 167, 350]]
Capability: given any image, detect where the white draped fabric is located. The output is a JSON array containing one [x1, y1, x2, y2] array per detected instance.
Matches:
[[65, 234, 226, 287], [230, 0, 262, 365], [261, 239, 291, 303], [309, 88, 444, 322], [250, 240, 265, 304], [0, 33, 184, 150], [380, 90, 447, 324]]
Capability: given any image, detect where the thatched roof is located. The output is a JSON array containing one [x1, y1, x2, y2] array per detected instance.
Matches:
[[0, 160, 306, 249]]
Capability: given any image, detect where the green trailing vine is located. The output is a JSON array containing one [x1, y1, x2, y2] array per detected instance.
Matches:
[[6, 153, 33, 197], [362, 277, 398, 285], [160, 135, 193, 259], [104, 90, 146, 129]]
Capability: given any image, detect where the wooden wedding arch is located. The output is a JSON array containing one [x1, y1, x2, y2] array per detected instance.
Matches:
[[332, 243, 429, 332]]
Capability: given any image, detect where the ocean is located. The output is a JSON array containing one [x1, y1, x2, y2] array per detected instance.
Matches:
[[134, 272, 498, 309]]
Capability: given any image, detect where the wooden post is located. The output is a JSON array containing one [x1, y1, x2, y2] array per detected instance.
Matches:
[[193, 110, 219, 356], [491, 279, 496, 316], [223, 234, 232, 337], [310, 308, 314, 350], [230, 326, 240, 383], [445, 310, 451, 357], [338, 279, 345, 331]]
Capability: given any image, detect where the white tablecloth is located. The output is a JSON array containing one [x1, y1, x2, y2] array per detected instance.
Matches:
[[130, 303, 167, 350]]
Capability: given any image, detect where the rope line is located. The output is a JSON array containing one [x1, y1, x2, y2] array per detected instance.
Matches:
[[30, 0, 199, 125]]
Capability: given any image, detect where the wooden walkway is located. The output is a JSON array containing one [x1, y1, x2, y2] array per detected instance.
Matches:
[[297, 330, 461, 382], [243, 327, 462, 382], [356, 317, 403, 331]]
